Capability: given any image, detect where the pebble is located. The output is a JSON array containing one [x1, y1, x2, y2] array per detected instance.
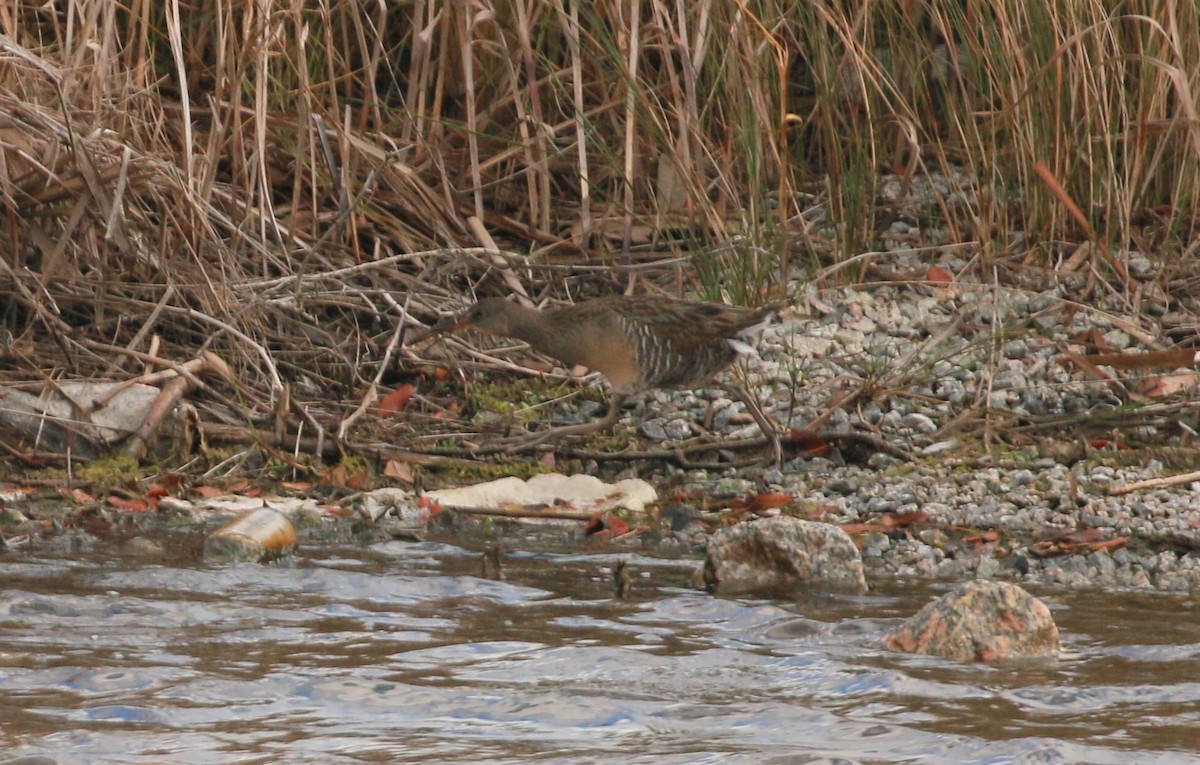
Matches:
[[1127, 253, 1155, 278], [1010, 469, 1035, 486], [638, 421, 669, 441], [900, 413, 937, 433], [661, 418, 694, 441]]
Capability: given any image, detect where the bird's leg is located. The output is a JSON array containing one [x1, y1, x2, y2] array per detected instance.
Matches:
[[502, 393, 628, 452], [730, 383, 782, 467]]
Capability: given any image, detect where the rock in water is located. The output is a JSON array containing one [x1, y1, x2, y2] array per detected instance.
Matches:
[[203, 507, 296, 564], [883, 580, 1059, 663], [702, 516, 867, 594]]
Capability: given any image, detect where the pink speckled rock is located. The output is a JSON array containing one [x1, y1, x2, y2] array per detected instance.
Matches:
[[883, 580, 1060, 663]]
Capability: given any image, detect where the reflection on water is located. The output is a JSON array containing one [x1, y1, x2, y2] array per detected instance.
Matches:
[[0, 539, 1197, 764]]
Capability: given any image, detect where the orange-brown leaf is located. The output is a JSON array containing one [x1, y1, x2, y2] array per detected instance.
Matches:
[[67, 488, 95, 503], [144, 484, 169, 510], [748, 492, 793, 511], [606, 514, 631, 536], [879, 511, 930, 530], [417, 496, 442, 516], [926, 265, 954, 284], [379, 384, 416, 414], [962, 530, 999, 547], [107, 496, 149, 512], [584, 510, 630, 537], [788, 429, 829, 456]]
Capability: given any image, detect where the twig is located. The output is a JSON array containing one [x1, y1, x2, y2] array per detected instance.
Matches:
[[239, 247, 516, 291], [129, 301, 285, 397], [1109, 470, 1200, 497], [124, 375, 191, 460], [339, 295, 409, 440], [437, 504, 597, 522]]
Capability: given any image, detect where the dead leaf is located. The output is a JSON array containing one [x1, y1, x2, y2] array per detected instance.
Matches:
[[321, 464, 368, 490], [880, 511, 930, 530], [585, 510, 630, 537], [378, 384, 416, 414], [731, 492, 793, 513], [962, 530, 1000, 548], [606, 513, 632, 536], [1029, 528, 1126, 557], [145, 484, 169, 510], [926, 265, 954, 284], [788, 429, 830, 456], [416, 496, 442, 516], [67, 488, 95, 503], [383, 459, 415, 484], [106, 496, 149, 512], [1142, 372, 1200, 397], [1054, 528, 1112, 544]]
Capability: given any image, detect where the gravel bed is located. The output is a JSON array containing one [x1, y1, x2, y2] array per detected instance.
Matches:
[[606, 255, 1200, 593]]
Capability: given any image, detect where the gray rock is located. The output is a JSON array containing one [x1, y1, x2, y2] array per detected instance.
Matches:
[[935, 378, 968, 404], [976, 556, 1002, 578], [866, 496, 899, 513], [661, 418, 694, 441], [1102, 329, 1131, 350], [1088, 551, 1118, 582], [124, 536, 166, 557], [1003, 339, 1029, 358], [859, 403, 884, 424], [1010, 470, 1035, 486], [824, 478, 861, 496], [1126, 253, 1155, 278], [638, 421, 668, 441], [863, 532, 891, 555], [702, 516, 866, 594], [921, 440, 957, 456], [901, 413, 937, 433]]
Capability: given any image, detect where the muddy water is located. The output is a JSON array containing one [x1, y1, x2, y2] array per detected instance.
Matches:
[[0, 539, 1197, 765]]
